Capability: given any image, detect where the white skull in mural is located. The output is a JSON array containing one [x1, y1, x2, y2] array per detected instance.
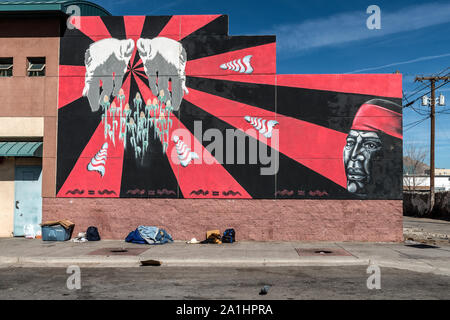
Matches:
[[136, 37, 189, 111], [83, 38, 135, 112]]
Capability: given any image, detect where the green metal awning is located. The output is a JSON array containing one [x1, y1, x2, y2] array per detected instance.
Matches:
[[0, 142, 43, 157], [0, 0, 111, 16]]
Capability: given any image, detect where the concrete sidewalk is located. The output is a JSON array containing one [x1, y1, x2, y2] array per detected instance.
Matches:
[[0, 217, 449, 275], [1, 237, 450, 276]]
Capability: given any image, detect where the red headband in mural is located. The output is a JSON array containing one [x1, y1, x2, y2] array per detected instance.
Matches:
[[351, 100, 402, 139]]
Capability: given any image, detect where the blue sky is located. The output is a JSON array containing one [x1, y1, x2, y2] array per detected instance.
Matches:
[[95, 0, 450, 168]]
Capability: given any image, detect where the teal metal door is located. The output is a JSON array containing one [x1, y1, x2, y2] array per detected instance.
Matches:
[[14, 166, 42, 237]]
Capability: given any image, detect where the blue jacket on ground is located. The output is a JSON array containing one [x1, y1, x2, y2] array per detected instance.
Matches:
[[125, 229, 147, 244], [125, 226, 173, 245]]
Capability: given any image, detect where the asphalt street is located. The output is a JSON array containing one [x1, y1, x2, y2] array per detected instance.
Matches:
[[0, 266, 449, 300]]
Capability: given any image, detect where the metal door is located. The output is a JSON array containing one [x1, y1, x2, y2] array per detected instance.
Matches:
[[14, 166, 42, 237]]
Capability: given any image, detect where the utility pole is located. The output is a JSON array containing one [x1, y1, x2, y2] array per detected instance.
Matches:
[[415, 76, 449, 212]]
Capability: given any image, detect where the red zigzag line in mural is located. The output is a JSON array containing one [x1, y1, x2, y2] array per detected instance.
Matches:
[[57, 75, 131, 198], [183, 88, 348, 188], [133, 74, 251, 199]]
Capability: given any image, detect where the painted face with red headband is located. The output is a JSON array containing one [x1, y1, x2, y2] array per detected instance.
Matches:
[[343, 99, 402, 197]]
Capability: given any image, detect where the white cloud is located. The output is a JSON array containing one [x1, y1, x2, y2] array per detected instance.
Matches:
[[268, 2, 450, 53], [345, 53, 450, 73]]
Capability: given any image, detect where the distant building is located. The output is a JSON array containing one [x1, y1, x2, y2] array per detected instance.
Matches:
[[403, 174, 450, 191], [431, 168, 450, 176], [402, 156, 450, 191]]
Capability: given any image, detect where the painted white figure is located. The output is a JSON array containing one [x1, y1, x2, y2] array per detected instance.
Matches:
[[244, 116, 278, 138], [220, 55, 254, 74], [83, 38, 135, 112], [87, 142, 108, 177], [137, 37, 189, 111], [173, 135, 198, 167]]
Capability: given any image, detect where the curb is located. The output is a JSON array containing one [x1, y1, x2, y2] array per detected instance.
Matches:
[[6, 256, 140, 268], [376, 261, 450, 277], [154, 258, 371, 267], [0, 257, 19, 265], [1, 256, 449, 276], [0, 256, 368, 268]]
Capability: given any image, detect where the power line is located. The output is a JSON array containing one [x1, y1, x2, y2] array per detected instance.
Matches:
[[403, 76, 450, 109], [403, 67, 450, 102], [404, 79, 432, 100], [403, 90, 410, 104], [436, 120, 450, 144], [404, 116, 430, 132], [409, 104, 429, 116], [436, 108, 450, 114], [404, 73, 448, 102]]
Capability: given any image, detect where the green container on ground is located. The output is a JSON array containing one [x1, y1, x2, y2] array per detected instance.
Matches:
[[41, 225, 73, 241]]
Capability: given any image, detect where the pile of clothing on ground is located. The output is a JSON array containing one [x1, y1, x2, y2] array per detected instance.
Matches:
[[187, 229, 236, 244], [125, 226, 173, 245], [70, 226, 101, 242]]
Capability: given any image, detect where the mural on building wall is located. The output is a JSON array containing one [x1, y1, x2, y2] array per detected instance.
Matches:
[[57, 15, 403, 200]]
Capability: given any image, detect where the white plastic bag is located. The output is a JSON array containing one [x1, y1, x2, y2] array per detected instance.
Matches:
[[24, 224, 36, 239]]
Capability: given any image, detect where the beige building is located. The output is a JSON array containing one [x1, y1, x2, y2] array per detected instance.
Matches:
[[403, 175, 450, 192], [0, 1, 110, 237], [435, 169, 450, 176]]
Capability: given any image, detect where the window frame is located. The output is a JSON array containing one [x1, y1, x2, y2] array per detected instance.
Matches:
[[27, 57, 46, 77], [0, 57, 13, 77]]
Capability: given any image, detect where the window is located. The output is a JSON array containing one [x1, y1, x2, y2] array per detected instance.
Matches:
[[27, 57, 46, 77], [0, 58, 13, 77]]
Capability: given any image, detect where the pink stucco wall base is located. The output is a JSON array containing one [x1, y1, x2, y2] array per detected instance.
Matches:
[[42, 198, 403, 242]]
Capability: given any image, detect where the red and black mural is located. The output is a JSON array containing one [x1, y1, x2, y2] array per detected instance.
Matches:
[[57, 15, 403, 200]]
